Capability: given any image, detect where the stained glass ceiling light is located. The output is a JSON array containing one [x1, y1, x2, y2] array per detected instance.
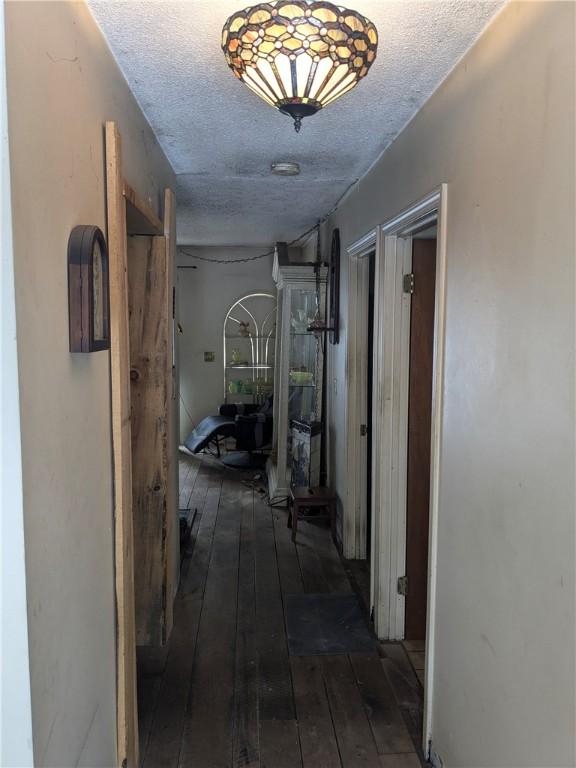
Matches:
[[222, 1, 378, 132]]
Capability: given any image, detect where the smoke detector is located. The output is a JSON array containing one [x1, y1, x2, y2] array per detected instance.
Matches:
[[271, 161, 300, 177]]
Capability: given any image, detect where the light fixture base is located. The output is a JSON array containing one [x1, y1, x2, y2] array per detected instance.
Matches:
[[278, 101, 320, 133], [271, 161, 301, 176]]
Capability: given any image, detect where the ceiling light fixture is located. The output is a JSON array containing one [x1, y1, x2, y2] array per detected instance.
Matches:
[[271, 161, 300, 176], [222, 1, 378, 133]]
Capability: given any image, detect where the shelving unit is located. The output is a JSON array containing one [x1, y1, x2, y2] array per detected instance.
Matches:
[[267, 260, 327, 502], [223, 292, 276, 404], [226, 365, 273, 370]]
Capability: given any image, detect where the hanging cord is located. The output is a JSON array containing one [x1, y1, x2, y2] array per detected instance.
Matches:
[[179, 392, 196, 432], [177, 177, 359, 265], [179, 245, 276, 265], [178, 220, 318, 264]]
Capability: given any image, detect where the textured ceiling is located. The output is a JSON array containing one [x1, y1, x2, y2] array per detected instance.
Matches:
[[88, 0, 505, 246]]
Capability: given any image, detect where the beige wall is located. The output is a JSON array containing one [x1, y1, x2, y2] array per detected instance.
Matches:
[[178, 247, 276, 441], [1, 2, 34, 764], [323, 2, 575, 766], [5, 2, 175, 765]]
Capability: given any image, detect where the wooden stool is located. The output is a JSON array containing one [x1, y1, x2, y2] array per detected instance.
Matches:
[[288, 486, 337, 543]]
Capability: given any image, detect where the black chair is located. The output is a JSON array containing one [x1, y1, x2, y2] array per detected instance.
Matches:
[[184, 397, 273, 469], [221, 408, 273, 470], [183, 411, 237, 457]]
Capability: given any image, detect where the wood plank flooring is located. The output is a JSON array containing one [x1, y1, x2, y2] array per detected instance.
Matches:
[[137, 454, 426, 768]]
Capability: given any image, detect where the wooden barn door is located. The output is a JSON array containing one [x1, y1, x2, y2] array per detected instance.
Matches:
[[127, 223, 176, 646]]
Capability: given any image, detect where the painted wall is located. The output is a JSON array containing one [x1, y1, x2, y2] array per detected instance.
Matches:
[[323, 2, 575, 766], [178, 247, 276, 441], [5, 2, 175, 765], [1, 1, 34, 763]]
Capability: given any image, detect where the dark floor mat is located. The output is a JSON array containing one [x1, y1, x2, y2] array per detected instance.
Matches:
[[285, 593, 376, 656]]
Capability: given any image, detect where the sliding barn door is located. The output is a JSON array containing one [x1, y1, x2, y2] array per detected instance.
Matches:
[[127, 233, 175, 645]]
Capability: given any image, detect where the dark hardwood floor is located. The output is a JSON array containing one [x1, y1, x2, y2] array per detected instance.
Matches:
[[137, 454, 426, 768]]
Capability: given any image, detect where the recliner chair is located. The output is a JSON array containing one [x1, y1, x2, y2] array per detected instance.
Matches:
[[221, 406, 273, 469], [184, 397, 273, 469]]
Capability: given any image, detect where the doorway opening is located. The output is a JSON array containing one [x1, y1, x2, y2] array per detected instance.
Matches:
[[365, 249, 376, 569], [343, 237, 377, 613], [106, 122, 178, 767], [403, 226, 437, 691], [346, 186, 448, 756]]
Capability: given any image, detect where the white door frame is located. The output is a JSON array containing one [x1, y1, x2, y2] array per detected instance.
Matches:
[[373, 187, 447, 640], [346, 185, 448, 755], [343, 229, 377, 560]]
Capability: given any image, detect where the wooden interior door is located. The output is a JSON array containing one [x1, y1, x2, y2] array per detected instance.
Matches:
[[405, 238, 437, 640]]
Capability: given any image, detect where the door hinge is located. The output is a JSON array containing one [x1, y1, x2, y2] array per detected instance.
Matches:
[[360, 424, 368, 436], [403, 272, 415, 294], [397, 575, 408, 596]]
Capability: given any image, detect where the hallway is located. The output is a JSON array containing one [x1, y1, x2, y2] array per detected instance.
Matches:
[[137, 455, 425, 768]]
